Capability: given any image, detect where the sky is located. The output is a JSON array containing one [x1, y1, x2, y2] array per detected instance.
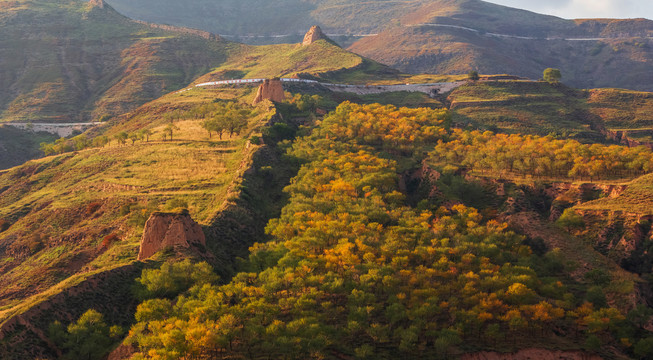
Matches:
[[487, 0, 653, 20]]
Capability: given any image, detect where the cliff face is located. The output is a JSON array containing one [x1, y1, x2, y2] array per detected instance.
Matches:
[[302, 25, 327, 46], [137, 212, 208, 260], [252, 79, 285, 105]]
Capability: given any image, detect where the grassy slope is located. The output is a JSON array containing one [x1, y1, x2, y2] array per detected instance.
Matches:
[[193, 39, 403, 85], [0, 0, 236, 123], [446, 80, 653, 143], [587, 88, 653, 143], [576, 173, 653, 214], [0, 85, 272, 321]]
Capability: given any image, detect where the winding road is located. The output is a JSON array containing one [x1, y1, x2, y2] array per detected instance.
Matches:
[[405, 23, 652, 41], [192, 78, 466, 96]]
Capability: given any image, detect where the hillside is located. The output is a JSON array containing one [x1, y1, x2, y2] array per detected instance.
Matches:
[[0, 0, 236, 124], [445, 80, 653, 145], [102, 0, 653, 90], [193, 39, 401, 85], [349, 0, 653, 91], [104, 0, 430, 44], [0, 82, 298, 358]]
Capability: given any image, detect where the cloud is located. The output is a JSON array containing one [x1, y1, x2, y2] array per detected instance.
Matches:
[[487, 0, 653, 19]]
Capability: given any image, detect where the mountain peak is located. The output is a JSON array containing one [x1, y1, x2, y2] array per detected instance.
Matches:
[[302, 25, 328, 46]]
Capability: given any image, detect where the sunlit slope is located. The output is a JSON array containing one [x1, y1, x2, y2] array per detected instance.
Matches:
[[0, 86, 273, 322], [194, 39, 400, 85], [446, 80, 653, 143]]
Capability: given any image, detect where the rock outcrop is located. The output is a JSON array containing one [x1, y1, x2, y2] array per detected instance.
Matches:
[[137, 211, 208, 260], [89, 0, 105, 8], [302, 25, 327, 46], [252, 79, 285, 105]]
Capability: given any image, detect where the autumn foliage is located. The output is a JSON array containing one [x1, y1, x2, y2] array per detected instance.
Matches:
[[125, 103, 642, 359], [431, 129, 653, 180]]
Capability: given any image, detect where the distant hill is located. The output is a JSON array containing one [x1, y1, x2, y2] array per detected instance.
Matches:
[[104, 0, 653, 91], [349, 0, 653, 91], [103, 0, 429, 44], [0, 0, 235, 123]]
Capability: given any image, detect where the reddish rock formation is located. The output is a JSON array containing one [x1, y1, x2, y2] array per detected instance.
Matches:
[[137, 211, 207, 260], [461, 348, 603, 360], [252, 78, 285, 105], [302, 25, 327, 46], [89, 0, 105, 8]]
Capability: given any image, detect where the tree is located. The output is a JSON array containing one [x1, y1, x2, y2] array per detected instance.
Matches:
[[91, 136, 109, 148], [556, 208, 584, 232], [40, 142, 56, 156], [50, 309, 123, 360], [114, 131, 128, 146], [139, 129, 152, 142], [543, 68, 562, 83], [54, 138, 71, 154], [468, 70, 480, 81], [135, 260, 219, 299], [128, 133, 139, 145], [164, 123, 180, 141]]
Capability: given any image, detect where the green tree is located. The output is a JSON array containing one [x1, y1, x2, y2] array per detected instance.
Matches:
[[40, 142, 56, 156], [468, 70, 480, 81], [114, 131, 128, 146], [139, 129, 152, 142], [635, 337, 653, 359], [135, 260, 219, 299], [556, 208, 585, 232], [543, 68, 562, 83], [50, 309, 123, 360], [91, 136, 109, 148], [164, 123, 180, 141], [128, 132, 140, 145], [72, 135, 88, 151]]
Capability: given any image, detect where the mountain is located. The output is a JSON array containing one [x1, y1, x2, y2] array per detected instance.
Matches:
[[104, 0, 653, 91], [349, 0, 653, 90], [103, 0, 430, 43], [0, 0, 235, 124]]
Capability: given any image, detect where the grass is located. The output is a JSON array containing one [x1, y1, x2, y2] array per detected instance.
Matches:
[[575, 173, 653, 215], [198, 40, 363, 81], [0, 86, 275, 317], [446, 80, 653, 143]]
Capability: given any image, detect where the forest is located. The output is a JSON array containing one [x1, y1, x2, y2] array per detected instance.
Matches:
[[430, 130, 653, 181], [109, 103, 653, 359]]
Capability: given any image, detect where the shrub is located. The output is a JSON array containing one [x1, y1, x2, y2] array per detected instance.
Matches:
[[86, 202, 102, 215], [100, 233, 120, 249], [0, 219, 10, 233]]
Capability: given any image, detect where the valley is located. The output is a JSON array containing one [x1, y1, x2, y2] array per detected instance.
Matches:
[[0, 1, 652, 359]]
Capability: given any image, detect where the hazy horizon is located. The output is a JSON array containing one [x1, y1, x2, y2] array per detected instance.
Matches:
[[488, 0, 653, 20]]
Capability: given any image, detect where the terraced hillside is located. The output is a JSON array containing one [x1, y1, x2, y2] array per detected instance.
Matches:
[[0, 84, 283, 358], [446, 80, 653, 144], [103, 0, 652, 90], [0, 0, 235, 124]]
